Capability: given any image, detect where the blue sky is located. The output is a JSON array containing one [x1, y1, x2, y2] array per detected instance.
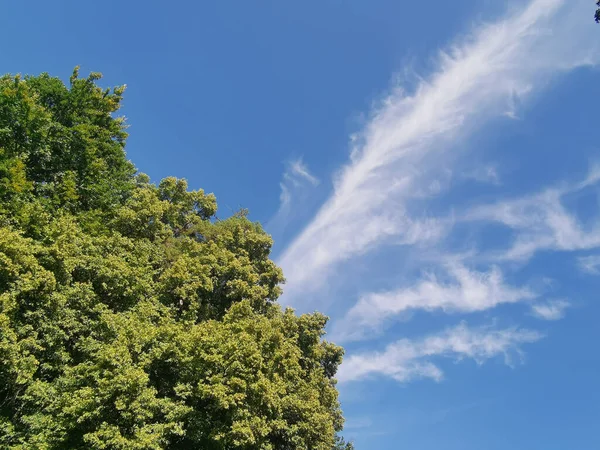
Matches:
[[2, 1, 599, 448]]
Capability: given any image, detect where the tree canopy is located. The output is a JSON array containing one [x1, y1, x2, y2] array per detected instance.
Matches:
[[596, 1, 600, 23], [0, 68, 351, 449]]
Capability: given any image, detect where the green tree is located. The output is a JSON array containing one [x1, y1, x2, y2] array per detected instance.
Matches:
[[596, 1, 600, 23], [0, 70, 350, 449], [333, 435, 355, 450]]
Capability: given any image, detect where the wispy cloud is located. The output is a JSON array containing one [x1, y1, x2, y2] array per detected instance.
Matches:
[[466, 167, 600, 261], [278, 0, 599, 308], [278, 158, 320, 209], [530, 299, 570, 320], [267, 158, 320, 233], [337, 322, 543, 384], [332, 263, 537, 342], [464, 165, 501, 185], [286, 159, 319, 187], [577, 254, 600, 275]]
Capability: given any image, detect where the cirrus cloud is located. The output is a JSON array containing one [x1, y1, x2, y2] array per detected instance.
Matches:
[[337, 322, 543, 384], [278, 0, 599, 311]]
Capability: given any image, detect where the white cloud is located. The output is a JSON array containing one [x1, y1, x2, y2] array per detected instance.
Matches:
[[464, 165, 501, 185], [278, 0, 599, 308], [286, 159, 319, 187], [332, 263, 537, 342], [578, 254, 600, 275], [279, 158, 320, 207], [279, 183, 292, 209], [466, 168, 600, 261], [530, 299, 570, 320], [267, 158, 320, 232], [337, 322, 543, 384]]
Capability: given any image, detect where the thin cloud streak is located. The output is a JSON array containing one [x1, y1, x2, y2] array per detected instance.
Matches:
[[267, 158, 320, 233], [577, 255, 600, 275], [465, 166, 600, 261], [287, 159, 319, 187], [530, 299, 570, 320], [464, 165, 501, 185], [278, 0, 599, 309], [337, 322, 543, 384], [332, 263, 537, 343]]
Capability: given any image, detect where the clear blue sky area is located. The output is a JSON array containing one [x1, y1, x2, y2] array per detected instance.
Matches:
[[2, 1, 599, 449]]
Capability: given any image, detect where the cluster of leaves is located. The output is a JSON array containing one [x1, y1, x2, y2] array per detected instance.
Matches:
[[0, 69, 351, 449], [596, 1, 600, 23]]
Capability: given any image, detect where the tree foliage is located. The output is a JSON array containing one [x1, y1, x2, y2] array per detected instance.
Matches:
[[596, 1, 600, 23], [0, 69, 350, 449]]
